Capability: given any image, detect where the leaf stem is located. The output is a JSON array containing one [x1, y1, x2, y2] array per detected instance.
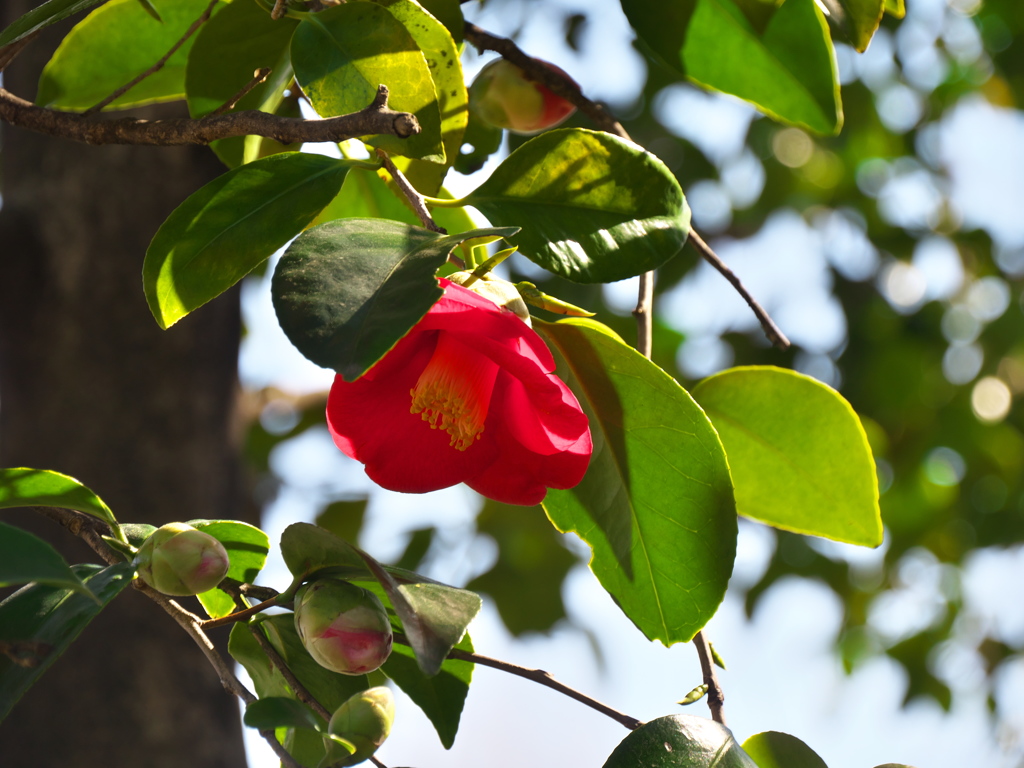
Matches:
[[693, 630, 727, 725]]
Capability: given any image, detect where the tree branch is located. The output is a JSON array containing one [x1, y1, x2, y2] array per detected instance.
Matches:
[[209, 67, 272, 116], [376, 148, 446, 234], [0, 84, 419, 146], [83, 0, 220, 116], [692, 631, 727, 725]]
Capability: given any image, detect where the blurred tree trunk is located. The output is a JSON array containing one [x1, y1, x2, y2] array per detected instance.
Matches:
[[0, 8, 250, 767]]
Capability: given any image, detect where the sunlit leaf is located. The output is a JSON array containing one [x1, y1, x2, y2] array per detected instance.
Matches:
[[692, 366, 882, 547], [537, 318, 736, 645], [186, 519, 270, 619], [741, 731, 829, 768], [0, 522, 97, 599], [0, 468, 116, 527], [818, 0, 885, 51], [463, 129, 691, 283]]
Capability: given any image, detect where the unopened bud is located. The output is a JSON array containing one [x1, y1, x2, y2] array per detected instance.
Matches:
[[294, 579, 393, 675], [134, 523, 230, 596], [327, 686, 395, 766]]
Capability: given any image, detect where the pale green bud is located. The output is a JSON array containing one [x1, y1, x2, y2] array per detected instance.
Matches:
[[294, 579, 393, 675], [134, 523, 230, 596], [327, 687, 395, 767]]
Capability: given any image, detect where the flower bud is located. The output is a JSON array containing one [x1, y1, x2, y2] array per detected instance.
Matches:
[[134, 522, 230, 596], [447, 271, 532, 326], [327, 686, 395, 766], [469, 58, 577, 135], [294, 579, 393, 675]]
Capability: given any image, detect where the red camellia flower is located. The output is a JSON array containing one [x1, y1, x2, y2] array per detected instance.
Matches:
[[326, 279, 592, 506]]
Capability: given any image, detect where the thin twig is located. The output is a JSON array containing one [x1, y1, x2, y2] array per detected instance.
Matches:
[[633, 271, 655, 358], [84, 0, 220, 116], [445, 646, 643, 731], [688, 230, 791, 351], [209, 67, 272, 116], [376, 148, 446, 234], [200, 594, 282, 629], [692, 631, 726, 725], [271, 0, 289, 19], [0, 83, 419, 146], [247, 623, 331, 721]]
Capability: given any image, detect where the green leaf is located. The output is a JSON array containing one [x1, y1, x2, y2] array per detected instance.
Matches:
[[415, 0, 463, 44], [537, 319, 736, 645], [36, 0, 216, 111], [144, 152, 353, 329], [467, 501, 575, 635], [677, 683, 708, 705], [462, 129, 691, 284], [454, 104, 504, 175], [603, 715, 758, 768], [186, 519, 270, 619], [382, 632, 473, 749], [692, 366, 882, 547], [290, 2, 444, 161], [279, 523, 481, 676], [0, 0, 107, 48], [0, 467, 116, 528], [243, 696, 325, 732], [228, 621, 292, 700], [271, 218, 518, 381], [185, 0, 299, 167], [0, 562, 134, 723], [883, 0, 905, 18], [818, 0, 885, 51], [135, 0, 161, 22], [373, 0, 468, 195], [0, 522, 97, 599], [741, 731, 829, 768], [682, 0, 841, 135]]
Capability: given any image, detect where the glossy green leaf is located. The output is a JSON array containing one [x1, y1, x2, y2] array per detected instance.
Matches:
[[467, 501, 575, 635], [462, 129, 691, 284], [290, 2, 444, 161], [682, 0, 841, 135], [36, 0, 215, 111], [0, 522, 96, 599], [186, 519, 270, 619], [373, 0, 468, 196], [883, 0, 905, 18], [271, 218, 518, 381], [416, 0, 463, 43], [382, 632, 473, 748], [144, 152, 353, 329], [818, 0, 885, 51], [0, 468, 116, 527], [0, 562, 134, 722], [741, 731, 828, 768], [537, 319, 736, 645], [692, 366, 882, 547], [243, 696, 325, 732], [603, 715, 758, 768], [228, 621, 292, 700], [279, 523, 480, 676], [185, 0, 298, 167], [0, 0, 107, 48], [135, 0, 161, 21]]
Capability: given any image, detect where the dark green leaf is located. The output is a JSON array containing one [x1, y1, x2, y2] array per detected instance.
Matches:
[[818, 0, 885, 51], [36, 0, 215, 111], [0, 467, 116, 527], [603, 715, 758, 768], [228, 621, 292, 700], [454, 105, 503, 175], [243, 696, 325, 732], [185, 0, 299, 167], [187, 519, 270, 619], [463, 129, 690, 283], [692, 366, 882, 547], [415, 0, 463, 43], [315, 497, 369, 549], [382, 632, 472, 748], [741, 731, 828, 768], [271, 218, 518, 380], [537, 318, 736, 645], [119, 523, 157, 548], [290, 2, 444, 160], [144, 152, 353, 329], [0, 562, 134, 722], [0, 522, 96, 599], [467, 501, 575, 635], [0, 0, 107, 48]]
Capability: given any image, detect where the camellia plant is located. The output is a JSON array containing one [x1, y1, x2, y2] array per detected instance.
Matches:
[[0, 0, 922, 766]]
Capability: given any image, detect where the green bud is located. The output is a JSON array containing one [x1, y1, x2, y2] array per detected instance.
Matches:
[[326, 686, 395, 766], [294, 579, 393, 675], [448, 271, 532, 326], [134, 522, 230, 596]]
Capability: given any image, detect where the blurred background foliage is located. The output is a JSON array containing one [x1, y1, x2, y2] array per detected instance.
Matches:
[[241, 0, 1024, 745]]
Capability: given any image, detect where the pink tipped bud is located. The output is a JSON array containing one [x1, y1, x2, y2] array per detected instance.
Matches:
[[294, 579, 393, 675], [326, 686, 395, 766], [134, 522, 230, 596], [469, 58, 577, 135]]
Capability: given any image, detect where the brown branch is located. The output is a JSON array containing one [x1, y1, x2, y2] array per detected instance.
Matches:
[[200, 593, 283, 629], [692, 631, 726, 725], [687, 230, 791, 351], [210, 67, 272, 117], [445, 645, 643, 731], [633, 271, 655, 358], [0, 83, 419, 146], [83, 0, 219, 116], [376, 148, 446, 234]]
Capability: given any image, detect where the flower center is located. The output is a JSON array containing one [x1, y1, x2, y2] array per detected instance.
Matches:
[[410, 334, 499, 451]]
